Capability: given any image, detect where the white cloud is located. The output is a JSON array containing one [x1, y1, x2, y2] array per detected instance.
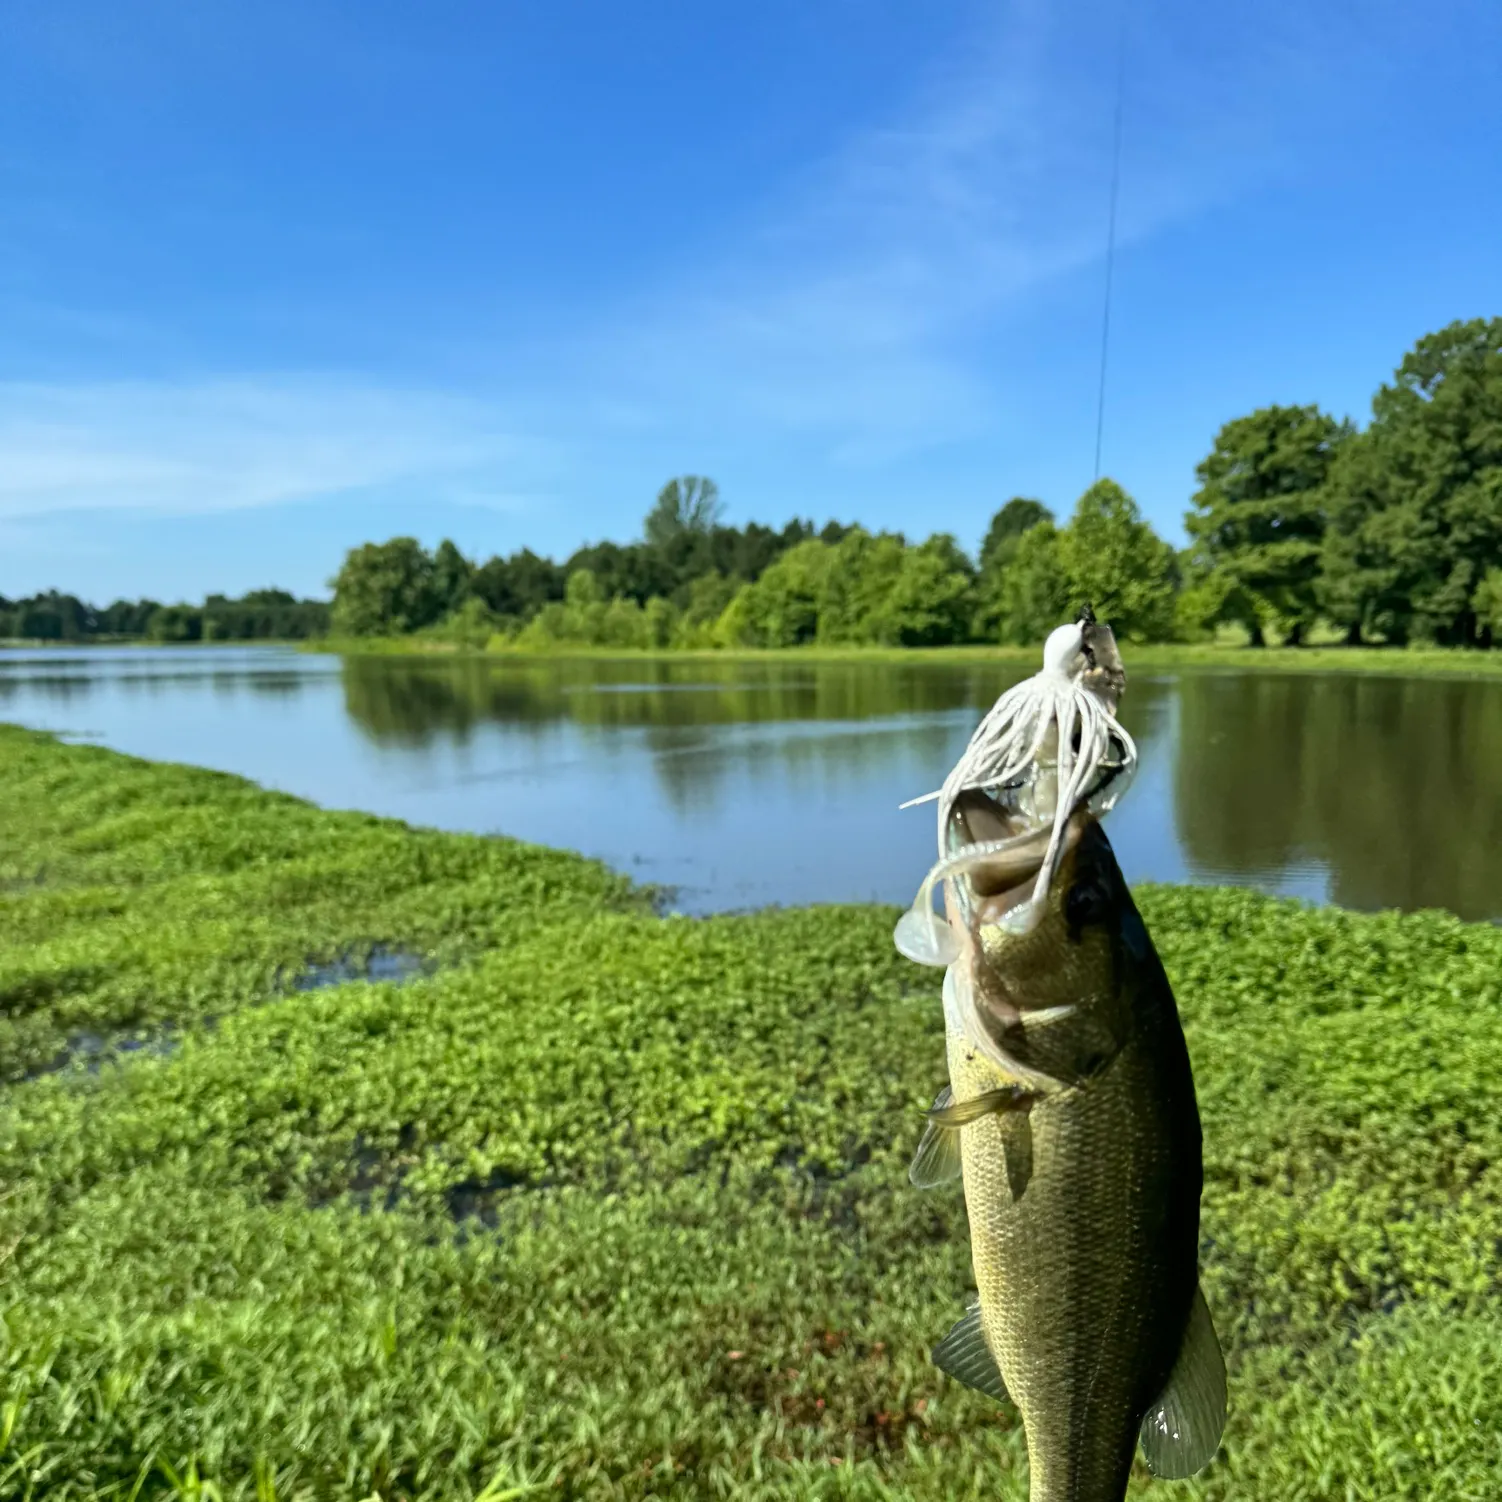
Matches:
[[556, 0, 1425, 473], [549, 2, 1191, 464], [0, 377, 534, 519]]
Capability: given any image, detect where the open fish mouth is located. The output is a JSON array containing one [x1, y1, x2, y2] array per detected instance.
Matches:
[[894, 614, 1138, 969], [945, 787, 1065, 927]]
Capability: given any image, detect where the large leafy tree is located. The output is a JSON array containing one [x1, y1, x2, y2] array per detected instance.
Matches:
[[720, 538, 836, 647], [431, 539, 474, 617], [991, 521, 1071, 646], [974, 499, 1055, 641], [1060, 479, 1178, 642], [1321, 317, 1502, 645], [1184, 405, 1350, 645], [329, 538, 441, 636], [979, 498, 1053, 574], [469, 548, 567, 621], [644, 476, 724, 549], [876, 533, 977, 646]]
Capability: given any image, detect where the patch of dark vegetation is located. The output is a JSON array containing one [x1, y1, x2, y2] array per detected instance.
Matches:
[[709, 1324, 959, 1460], [444, 1167, 534, 1227], [1, 966, 109, 1020]]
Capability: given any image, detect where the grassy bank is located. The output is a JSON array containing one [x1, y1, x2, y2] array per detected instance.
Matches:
[[3, 725, 1502, 1499], [308, 635, 1502, 681]]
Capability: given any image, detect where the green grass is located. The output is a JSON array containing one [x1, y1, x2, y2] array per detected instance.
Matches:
[[3, 724, 1502, 1499]]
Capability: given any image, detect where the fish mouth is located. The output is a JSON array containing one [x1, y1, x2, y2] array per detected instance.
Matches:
[[944, 787, 1061, 926]]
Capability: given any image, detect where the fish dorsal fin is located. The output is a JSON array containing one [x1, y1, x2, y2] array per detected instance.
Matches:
[[932, 1299, 1009, 1404], [1138, 1284, 1226, 1479], [909, 1086, 963, 1188]]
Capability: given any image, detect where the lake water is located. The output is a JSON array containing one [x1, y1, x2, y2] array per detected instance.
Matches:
[[3, 645, 1500, 922]]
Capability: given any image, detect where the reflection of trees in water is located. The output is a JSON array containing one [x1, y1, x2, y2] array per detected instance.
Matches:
[[340, 659, 563, 747], [339, 655, 1183, 820], [642, 674, 1180, 817], [0, 672, 96, 704], [1175, 673, 1502, 921], [1175, 676, 1319, 876], [339, 656, 1028, 747]]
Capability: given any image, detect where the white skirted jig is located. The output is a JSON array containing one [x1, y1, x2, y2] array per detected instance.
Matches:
[[894, 611, 1138, 967]]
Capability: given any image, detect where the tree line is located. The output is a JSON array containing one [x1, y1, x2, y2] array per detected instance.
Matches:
[[328, 476, 1182, 650], [5, 317, 1497, 650], [328, 318, 1502, 651], [0, 590, 330, 643]]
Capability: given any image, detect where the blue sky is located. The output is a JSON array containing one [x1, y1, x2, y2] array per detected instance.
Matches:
[[2, 0, 1498, 604]]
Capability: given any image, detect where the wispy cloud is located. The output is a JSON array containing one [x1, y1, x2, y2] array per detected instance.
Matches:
[[0, 377, 536, 519], [560, 0, 1424, 472], [548, 2, 1183, 466]]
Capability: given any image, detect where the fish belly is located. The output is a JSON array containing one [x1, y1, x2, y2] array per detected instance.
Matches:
[[950, 1038, 1192, 1502]]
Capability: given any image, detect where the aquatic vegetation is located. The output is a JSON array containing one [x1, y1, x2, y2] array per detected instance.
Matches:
[[3, 724, 1502, 1498]]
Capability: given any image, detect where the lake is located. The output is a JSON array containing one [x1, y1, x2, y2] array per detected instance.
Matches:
[[3, 644, 1500, 922]]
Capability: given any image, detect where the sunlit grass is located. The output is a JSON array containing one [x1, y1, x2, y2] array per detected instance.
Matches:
[[3, 724, 1501, 1498]]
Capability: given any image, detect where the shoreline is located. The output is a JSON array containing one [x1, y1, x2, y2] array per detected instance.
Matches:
[[11, 634, 1502, 682], [305, 636, 1502, 681]]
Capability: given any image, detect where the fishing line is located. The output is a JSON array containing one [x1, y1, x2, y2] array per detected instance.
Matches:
[[1092, 0, 1130, 484]]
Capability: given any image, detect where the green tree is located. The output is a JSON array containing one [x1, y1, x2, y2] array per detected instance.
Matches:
[[816, 530, 905, 645], [992, 521, 1071, 645], [975, 500, 1055, 640], [643, 596, 677, 649], [979, 498, 1053, 574], [145, 604, 204, 642], [470, 548, 567, 622], [644, 476, 723, 549], [1321, 318, 1502, 646], [674, 571, 739, 647], [432, 539, 474, 617], [1185, 405, 1350, 645], [717, 538, 835, 647], [330, 538, 441, 636], [433, 596, 499, 648], [1059, 479, 1177, 642], [867, 533, 977, 646]]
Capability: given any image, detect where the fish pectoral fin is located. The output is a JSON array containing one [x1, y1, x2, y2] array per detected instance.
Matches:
[[926, 1085, 1037, 1128], [932, 1299, 1009, 1404], [909, 1086, 963, 1188], [1138, 1284, 1227, 1480]]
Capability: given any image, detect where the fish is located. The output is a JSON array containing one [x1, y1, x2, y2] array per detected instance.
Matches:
[[903, 617, 1225, 1501]]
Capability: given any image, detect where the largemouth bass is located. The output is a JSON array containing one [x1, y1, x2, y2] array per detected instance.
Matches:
[[903, 618, 1225, 1501]]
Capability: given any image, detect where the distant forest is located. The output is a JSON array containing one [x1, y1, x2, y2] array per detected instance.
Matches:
[[0, 590, 330, 644], [5, 317, 1499, 650]]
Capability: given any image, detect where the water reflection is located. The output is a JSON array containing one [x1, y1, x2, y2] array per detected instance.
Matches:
[[337, 656, 1179, 822], [1, 646, 1499, 921], [338, 655, 1020, 743], [1176, 672, 1502, 920]]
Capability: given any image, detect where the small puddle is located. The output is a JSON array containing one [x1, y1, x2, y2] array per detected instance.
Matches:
[[17, 945, 431, 1086], [24, 1024, 183, 1083], [290, 946, 429, 992]]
